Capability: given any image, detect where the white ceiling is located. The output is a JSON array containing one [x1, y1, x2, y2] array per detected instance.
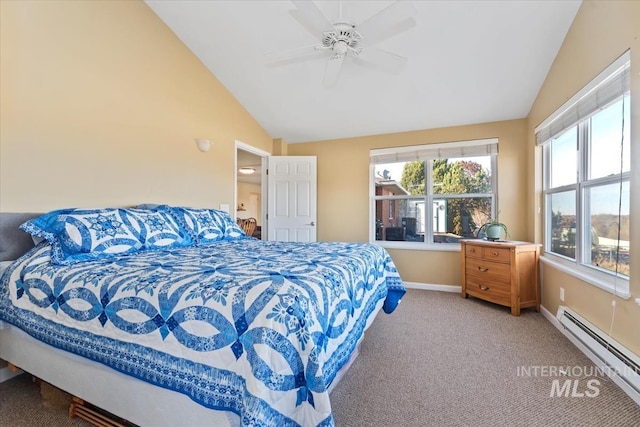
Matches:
[[146, 0, 581, 144]]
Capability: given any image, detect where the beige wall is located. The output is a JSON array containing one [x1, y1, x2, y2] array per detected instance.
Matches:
[[0, 0, 276, 371], [527, 1, 639, 354], [288, 119, 528, 285], [0, 0, 273, 212], [1, 0, 637, 362]]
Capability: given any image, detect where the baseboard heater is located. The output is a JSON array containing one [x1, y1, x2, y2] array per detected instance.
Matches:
[[556, 305, 640, 405]]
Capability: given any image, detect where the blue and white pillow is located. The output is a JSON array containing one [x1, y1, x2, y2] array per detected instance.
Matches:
[[224, 217, 248, 240], [130, 207, 193, 249], [20, 207, 192, 265], [19, 208, 76, 244], [170, 207, 246, 245]]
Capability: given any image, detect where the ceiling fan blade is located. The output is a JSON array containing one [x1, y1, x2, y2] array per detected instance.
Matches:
[[290, 0, 334, 39], [323, 55, 345, 87], [357, 1, 418, 42], [264, 45, 326, 67], [359, 17, 416, 47], [353, 47, 407, 74]]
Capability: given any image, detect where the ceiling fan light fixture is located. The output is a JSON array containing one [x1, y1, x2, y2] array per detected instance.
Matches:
[[272, 1, 417, 86], [238, 167, 256, 175], [320, 22, 362, 57]]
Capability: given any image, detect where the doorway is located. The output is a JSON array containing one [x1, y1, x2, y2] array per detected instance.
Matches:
[[235, 141, 268, 240]]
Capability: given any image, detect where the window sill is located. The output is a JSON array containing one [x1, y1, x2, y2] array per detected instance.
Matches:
[[540, 255, 630, 299], [372, 241, 461, 252]]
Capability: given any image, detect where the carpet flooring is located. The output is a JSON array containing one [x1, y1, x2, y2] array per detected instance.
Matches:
[[0, 289, 638, 426], [330, 289, 640, 426]]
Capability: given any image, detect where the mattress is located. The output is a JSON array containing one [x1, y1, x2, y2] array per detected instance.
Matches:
[[0, 237, 404, 426]]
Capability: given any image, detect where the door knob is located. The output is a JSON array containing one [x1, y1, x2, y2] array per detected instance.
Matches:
[[307, 221, 315, 226]]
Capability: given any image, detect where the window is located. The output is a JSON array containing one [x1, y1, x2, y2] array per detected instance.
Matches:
[[370, 139, 498, 246], [537, 51, 630, 295]]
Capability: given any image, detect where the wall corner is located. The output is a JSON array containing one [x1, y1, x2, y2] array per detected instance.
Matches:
[[272, 138, 288, 156]]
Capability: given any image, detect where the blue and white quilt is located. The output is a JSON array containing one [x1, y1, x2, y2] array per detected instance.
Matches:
[[0, 238, 405, 426]]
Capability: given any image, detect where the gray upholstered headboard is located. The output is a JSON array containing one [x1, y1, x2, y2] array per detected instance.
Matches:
[[0, 213, 41, 262]]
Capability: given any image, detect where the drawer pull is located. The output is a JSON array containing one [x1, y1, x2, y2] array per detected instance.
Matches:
[[492, 251, 499, 256], [479, 285, 490, 291], [477, 266, 489, 272]]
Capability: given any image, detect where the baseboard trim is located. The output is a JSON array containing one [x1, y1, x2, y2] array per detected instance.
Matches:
[[540, 305, 561, 328], [403, 282, 461, 293], [0, 365, 23, 383], [541, 304, 640, 406]]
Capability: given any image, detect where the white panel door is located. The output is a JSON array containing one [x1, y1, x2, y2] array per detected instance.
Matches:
[[267, 156, 317, 242]]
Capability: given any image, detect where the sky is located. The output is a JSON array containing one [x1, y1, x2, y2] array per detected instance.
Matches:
[[551, 96, 630, 216]]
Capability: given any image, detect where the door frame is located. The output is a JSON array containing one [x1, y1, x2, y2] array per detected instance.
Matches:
[[234, 140, 270, 239]]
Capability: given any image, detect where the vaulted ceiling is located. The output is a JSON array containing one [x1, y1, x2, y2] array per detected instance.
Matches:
[[146, 0, 581, 144]]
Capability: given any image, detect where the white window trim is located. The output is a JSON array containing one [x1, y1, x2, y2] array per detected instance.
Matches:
[[369, 138, 498, 249], [540, 254, 630, 299], [535, 50, 630, 144], [541, 121, 631, 297], [377, 241, 462, 252], [370, 138, 498, 164], [537, 50, 631, 297]]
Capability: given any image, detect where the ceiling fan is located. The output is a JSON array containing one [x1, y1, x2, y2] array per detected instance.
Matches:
[[265, 1, 417, 87]]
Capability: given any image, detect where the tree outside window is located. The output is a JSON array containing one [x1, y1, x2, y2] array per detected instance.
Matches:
[[372, 148, 495, 245]]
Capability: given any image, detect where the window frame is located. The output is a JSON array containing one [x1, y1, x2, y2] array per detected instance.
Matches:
[[369, 139, 498, 250], [538, 52, 631, 298]]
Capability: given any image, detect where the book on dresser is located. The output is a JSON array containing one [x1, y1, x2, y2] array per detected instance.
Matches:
[[460, 239, 541, 316]]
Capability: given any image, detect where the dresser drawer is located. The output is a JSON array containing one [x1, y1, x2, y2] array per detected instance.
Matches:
[[465, 258, 511, 283], [481, 246, 511, 263], [465, 276, 511, 306], [464, 244, 483, 258], [464, 244, 511, 263]]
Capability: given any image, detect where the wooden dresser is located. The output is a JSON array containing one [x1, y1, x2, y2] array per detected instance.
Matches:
[[461, 240, 541, 316]]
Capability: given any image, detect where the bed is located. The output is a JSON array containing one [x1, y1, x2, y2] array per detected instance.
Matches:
[[0, 207, 405, 426]]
